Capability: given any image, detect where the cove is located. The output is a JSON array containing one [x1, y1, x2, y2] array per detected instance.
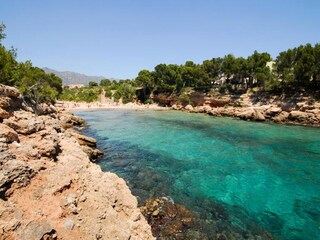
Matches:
[[76, 109, 320, 239]]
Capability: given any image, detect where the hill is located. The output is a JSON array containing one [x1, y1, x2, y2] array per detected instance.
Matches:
[[42, 67, 107, 86]]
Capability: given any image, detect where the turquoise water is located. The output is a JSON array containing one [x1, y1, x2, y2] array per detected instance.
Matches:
[[76, 110, 320, 239]]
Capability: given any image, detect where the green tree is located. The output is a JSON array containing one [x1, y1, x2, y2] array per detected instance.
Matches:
[[247, 51, 272, 88], [89, 81, 98, 87], [0, 23, 6, 43], [135, 69, 154, 100], [100, 79, 111, 87]]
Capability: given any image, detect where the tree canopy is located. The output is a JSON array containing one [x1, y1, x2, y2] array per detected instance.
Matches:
[[0, 24, 63, 103]]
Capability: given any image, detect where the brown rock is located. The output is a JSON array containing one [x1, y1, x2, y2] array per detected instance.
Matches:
[[237, 109, 255, 120], [0, 159, 35, 199], [203, 106, 212, 113], [253, 109, 266, 121], [4, 118, 45, 135], [140, 197, 195, 239], [288, 111, 311, 122], [65, 129, 97, 148], [0, 123, 19, 143], [184, 104, 194, 111], [0, 97, 11, 108], [81, 145, 104, 162], [171, 104, 183, 110], [273, 111, 289, 123], [265, 107, 282, 116], [0, 84, 20, 98], [0, 107, 10, 120], [16, 220, 56, 240]]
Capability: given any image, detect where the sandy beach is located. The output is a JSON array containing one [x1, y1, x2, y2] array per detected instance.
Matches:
[[55, 101, 170, 111]]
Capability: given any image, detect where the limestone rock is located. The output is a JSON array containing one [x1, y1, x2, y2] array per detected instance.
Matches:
[[265, 107, 282, 116], [0, 84, 20, 98], [273, 111, 289, 123], [65, 129, 97, 148], [0, 107, 10, 120], [203, 106, 212, 113], [253, 109, 266, 121], [237, 109, 255, 120], [0, 123, 19, 143], [16, 220, 56, 240], [0, 159, 34, 199], [171, 104, 182, 110], [4, 118, 45, 135], [140, 197, 195, 239], [81, 145, 104, 162], [0, 97, 11, 109], [289, 111, 311, 122], [193, 106, 205, 113], [64, 219, 74, 230], [184, 104, 194, 111]]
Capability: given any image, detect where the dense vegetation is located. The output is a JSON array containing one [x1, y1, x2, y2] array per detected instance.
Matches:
[[0, 24, 62, 103], [135, 44, 320, 100]]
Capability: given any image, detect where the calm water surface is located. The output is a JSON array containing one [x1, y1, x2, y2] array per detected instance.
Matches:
[[76, 110, 320, 240]]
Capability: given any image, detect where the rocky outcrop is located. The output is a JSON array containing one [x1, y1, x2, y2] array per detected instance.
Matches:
[[65, 129, 103, 162], [171, 91, 320, 127], [0, 85, 154, 240], [140, 197, 195, 239]]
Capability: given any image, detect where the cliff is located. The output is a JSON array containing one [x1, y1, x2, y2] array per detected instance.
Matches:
[[0, 84, 154, 239]]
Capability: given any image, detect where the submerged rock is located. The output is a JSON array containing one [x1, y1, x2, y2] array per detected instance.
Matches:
[[140, 197, 195, 239]]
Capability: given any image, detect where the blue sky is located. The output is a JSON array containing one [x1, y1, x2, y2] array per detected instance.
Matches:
[[1, 0, 319, 79]]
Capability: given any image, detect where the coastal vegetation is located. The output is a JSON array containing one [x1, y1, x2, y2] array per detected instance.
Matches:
[[57, 43, 320, 103], [0, 24, 62, 103]]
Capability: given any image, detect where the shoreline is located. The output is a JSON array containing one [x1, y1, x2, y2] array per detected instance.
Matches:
[[55, 100, 320, 128], [0, 85, 154, 239], [56, 101, 170, 111]]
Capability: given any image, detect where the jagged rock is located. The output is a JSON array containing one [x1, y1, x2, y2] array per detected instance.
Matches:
[[14, 129, 60, 160], [3, 118, 45, 135], [253, 109, 266, 121], [58, 112, 84, 129], [0, 84, 20, 98], [184, 104, 194, 111], [16, 220, 56, 240], [0, 97, 11, 109], [289, 111, 311, 122], [265, 107, 282, 116], [36, 103, 57, 115], [65, 129, 97, 148], [81, 145, 103, 162], [0, 123, 19, 143], [140, 197, 195, 239], [273, 111, 289, 123], [171, 104, 182, 110], [0, 160, 34, 199], [0, 150, 16, 163], [0, 107, 10, 120], [193, 106, 205, 113], [237, 109, 255, 120], [203, 106, 212, 113]]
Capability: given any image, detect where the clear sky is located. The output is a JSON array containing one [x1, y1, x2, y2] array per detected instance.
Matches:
[[1, 0, 319, 79]]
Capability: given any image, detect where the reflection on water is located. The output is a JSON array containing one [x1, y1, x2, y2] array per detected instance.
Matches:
[[77, 109, 320, 240]]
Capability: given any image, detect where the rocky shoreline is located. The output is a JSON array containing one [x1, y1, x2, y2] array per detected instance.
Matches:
[[0, 84, 154, 239], [168, 91, 320, 127]]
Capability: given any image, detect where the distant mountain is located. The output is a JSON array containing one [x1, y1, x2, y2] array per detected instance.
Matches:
[[42, 67, 110, 86]]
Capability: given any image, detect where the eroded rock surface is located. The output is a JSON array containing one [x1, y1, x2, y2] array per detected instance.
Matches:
[[0, 84, 154, 240], [173, 91, 320, 127]]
